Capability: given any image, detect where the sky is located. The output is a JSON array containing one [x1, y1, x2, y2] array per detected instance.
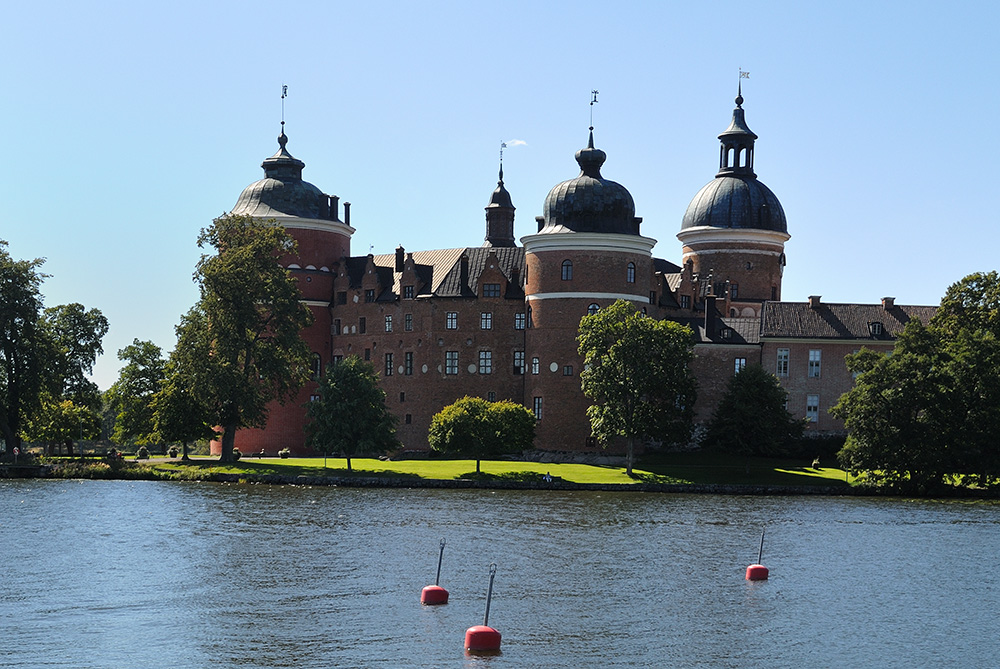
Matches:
[[3, 0, 998, 390]]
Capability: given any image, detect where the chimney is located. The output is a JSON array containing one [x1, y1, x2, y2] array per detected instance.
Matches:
[[808, 295, 822, 309], [882, 296, 895, 310], [395, 246, 405, 273], [330, 195, 340, 221], [343, 202, 351, 226], [320, 195, 330, 220], [705, 295, 717, 339], [460, 254, 469, 290]]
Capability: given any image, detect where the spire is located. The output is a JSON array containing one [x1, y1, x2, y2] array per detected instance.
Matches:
[[716, 84, 757, 178], [485, 144, 515, 247], [575, 126, 607, 178]]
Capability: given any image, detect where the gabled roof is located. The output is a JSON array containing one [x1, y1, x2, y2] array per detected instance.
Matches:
[[369, 246, 526, 299], [762, 301, 937, 340]]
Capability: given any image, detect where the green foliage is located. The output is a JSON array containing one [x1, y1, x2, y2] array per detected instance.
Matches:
[[305, 356, 398, 470], [832, 272, 1000, 492], [20, 395, 99, 453], [428, 396, 535, 472], [169, 214, 314, 461], [40, 303, 109, 414], [151, 361, 217, 460], [577, 299, 697, 474], [106, 339, 166, 445], [703, 364, 804, 457]]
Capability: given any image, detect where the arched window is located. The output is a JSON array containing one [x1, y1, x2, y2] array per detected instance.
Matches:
[[311, 353, 322, 380], [561, 260, 573, 281], [626, 262, 635, 283], [588, 303, 600, 316]]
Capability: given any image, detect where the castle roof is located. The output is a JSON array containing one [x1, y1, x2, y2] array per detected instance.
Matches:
[[762, 300, 937, 340]]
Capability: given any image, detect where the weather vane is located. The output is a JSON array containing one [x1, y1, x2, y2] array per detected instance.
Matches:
[[281, 84, 288, 130], [590, 90, 599, 128]]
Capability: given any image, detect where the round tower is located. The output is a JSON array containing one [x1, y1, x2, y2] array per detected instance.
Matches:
[[224, 128, 354, 455], [521, 129, 657, 450], [678, 87, 788, 315]]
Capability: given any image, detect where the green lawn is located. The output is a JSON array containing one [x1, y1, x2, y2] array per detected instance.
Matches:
[[152, 453, 854, 487]]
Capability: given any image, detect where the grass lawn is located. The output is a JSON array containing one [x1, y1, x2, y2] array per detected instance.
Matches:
[[152, 452, 854, 487]]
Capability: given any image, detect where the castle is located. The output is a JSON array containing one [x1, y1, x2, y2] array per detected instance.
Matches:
[[214, 89, 935, 456]]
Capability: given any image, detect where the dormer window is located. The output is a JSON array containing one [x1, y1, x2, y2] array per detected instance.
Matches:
[[720, 328, 732, 340], [403, 285, 414, 299], [869, 322, 884, 336], [483, 283, 501, 298]]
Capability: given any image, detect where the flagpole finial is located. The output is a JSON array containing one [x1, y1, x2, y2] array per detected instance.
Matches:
[[589, 89, 599, 129], [737, 69, 748, 106], [499, 141, 507, 182], [280, 84, 288, 134]]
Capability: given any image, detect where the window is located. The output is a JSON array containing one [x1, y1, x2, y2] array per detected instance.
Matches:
[[869, 322, 883, 336], [627, 262, 636, 283], [332, 354, 343, 365], [531, 357, 540, 375], [649, 291, 656, 305], [364, 348, 371, 361], [333, 318, 341, 335], [514, 351, 525, 375], [404, 351, 413, 376], [806, 394, 820, 423], [561, 260, 573, 281], [384, 353, 393, 376], [336, 291, 347, 305], [403, 285, 414, 299], [405, 414, 412, 425], [808, 349, 822, 378], [480, 312, 493, 330], [487, 391, 496, 402], [399, 392, 405, 402], [514, 312, 526, 330], [479, 350, 493, 374], [680, 295, 691, 309], [563, 365, 573, 376], [365, 289, 375, 303], [310, 394, 320, 402], [445, 351, 458, 375], [734, 357, 747, 375], [730, 283, 739, 299], [385, 315, 393, 332], [446, 312, 458, 330], [720, 328, 732, 340], [588, 303, 600, 316], [404, 313, 413, 331], [483, 283, 501, 298], [311, 353, 322, 380], [527, 306, 533, 328], [533, 396, 543, 420], [359, 317, 366, 334], [777, 348, 789, 377]]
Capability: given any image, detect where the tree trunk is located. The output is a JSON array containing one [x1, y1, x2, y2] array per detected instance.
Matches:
[[181, 441, 190, 461], [476, 459, 481, 474], [219, 425, 236, 462], [346, 455, 352, 472], [625, 436, 634, 477]]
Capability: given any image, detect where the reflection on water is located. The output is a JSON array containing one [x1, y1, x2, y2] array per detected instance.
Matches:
[[2, 480, 999, 668]]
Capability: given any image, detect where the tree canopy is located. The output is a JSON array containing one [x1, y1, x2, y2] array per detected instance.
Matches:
[[577, 299, 696, 475], [305, 356, 397, 470], [702, 363, 804, 457], [170, 214, 314, 461], [428, 396, 535, 473], [151, 361, 216, 460], [106, 339, 166, 446], [832, 271, 1000, 492]]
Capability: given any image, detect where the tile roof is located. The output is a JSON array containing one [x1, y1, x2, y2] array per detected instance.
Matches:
[[369, 247, 526, 299], [761, 301, 937, 340]]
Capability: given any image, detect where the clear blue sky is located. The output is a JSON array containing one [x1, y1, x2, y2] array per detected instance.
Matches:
[[3, 0, 997, 390]]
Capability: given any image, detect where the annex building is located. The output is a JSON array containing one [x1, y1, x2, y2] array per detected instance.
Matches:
[[217, 89, 935, 456]]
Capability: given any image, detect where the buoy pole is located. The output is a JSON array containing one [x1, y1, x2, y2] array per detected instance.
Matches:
[[465, 563, 501, 653], [420, 538, 449, 605], [757, 526, 765, 565], [746, 526, 770, 581]]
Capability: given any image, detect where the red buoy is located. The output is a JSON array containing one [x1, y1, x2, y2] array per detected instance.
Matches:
[[745, 564, 770, 580], [465, 625, 501, 652], [421, 584, 449, 605]]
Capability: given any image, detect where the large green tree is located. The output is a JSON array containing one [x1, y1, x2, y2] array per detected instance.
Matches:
[[106, 339, 166, 447], [577, 299, 696, 475], [0, 241, 49, 452], [41, 303, 109, 415], [152, 361, 216, 460], [703, 363, 804, 457], [305, 356, 398, 470], [428, 396, 535, 473], [20, 395, 99, 455], [171, 214, 314, 462]]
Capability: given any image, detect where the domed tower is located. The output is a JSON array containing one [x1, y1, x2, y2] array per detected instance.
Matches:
[[484, 163, 515, 247], [521, 128, 657, 450], [225, 127, 354, 455], [678, 86, 788, 315]]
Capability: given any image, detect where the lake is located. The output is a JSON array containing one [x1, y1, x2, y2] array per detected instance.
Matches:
[[2, 479, 999, 667]]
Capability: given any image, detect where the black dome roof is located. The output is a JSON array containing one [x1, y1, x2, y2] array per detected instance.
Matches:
[[538, 130, 639, 235], [682, 176, 787, 232], [231, 131, 329, 220]]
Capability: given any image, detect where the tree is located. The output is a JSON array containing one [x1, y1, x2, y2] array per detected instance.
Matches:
[[577, 299, 696, 475], [152, 362, 216, 460], [106, 339, 166, 447], [305, 356, 398, 470], [20, 395, 99, 455], [170, 214, 314, 461], [428, 396, 535, 473], [0, 241, 49, 453], [703, 364, 804, 458], [41, 303, 109, 414]]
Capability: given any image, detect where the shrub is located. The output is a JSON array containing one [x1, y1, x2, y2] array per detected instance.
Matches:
[[279, 448, 290, 459], [136, 446, 150, 460], [167, 446, 179, 458], [232, 448, 241, 461]]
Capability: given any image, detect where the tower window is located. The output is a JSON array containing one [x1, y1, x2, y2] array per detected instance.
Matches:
[[561, 260, 573, 281], [588, 303, 600, 316], [626, 262, 635, 283]]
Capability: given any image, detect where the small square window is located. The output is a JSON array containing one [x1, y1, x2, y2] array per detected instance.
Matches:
[[562, 365, 573, 376], [403, 285, 414, 299], [483, 283, 501, 298], [487, 391, 496, 402]]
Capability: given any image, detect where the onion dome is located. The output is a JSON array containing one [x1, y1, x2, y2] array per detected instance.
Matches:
[[681, 89, 787, 233], [484, 164, 516, 247], [538, 129, 640, 235], [231, 129, 332, 220]]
